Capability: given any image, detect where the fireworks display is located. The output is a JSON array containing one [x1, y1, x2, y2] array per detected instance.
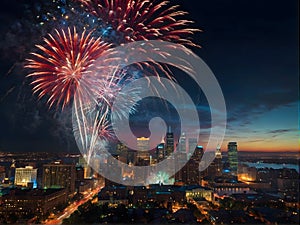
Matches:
[[147, 171, 175, 185], [25, 0, 199, 165], [76, 0, 199, 46], [26, 0, 198, 109], [73, 0, 200, 79], [25, 27, 112, 110]]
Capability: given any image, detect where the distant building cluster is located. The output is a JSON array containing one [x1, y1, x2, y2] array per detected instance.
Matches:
[[0, 135, 299, 224]]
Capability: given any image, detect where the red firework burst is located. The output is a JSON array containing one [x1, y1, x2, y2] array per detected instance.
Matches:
[[25, 27, 112, 110], [98, 118, 115, 141], [76, 0, 199, 46]]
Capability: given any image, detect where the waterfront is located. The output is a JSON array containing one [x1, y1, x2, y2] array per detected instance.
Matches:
[[242, 162, 299, 173]]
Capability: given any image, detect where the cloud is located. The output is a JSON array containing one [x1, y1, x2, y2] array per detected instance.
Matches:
[[226, 99, 298, 131], [268, 129, 297, 134], [247, 139, 266, 143]]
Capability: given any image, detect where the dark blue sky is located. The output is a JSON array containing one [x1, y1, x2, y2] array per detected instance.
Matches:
[[0, 0, 298, 152], [184, 0, 298, 151]]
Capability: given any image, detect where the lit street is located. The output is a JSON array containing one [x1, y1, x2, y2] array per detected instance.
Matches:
[[43, 186, 103, 225]]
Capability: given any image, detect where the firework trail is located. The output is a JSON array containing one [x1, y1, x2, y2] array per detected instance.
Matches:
[[72, 67, 141, 164]]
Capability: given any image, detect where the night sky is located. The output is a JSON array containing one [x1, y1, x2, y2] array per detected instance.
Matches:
[[0, 0, 298, 153]]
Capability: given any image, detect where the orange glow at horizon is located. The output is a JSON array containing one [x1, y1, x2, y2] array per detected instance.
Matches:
[[219, 139, 299, 152]]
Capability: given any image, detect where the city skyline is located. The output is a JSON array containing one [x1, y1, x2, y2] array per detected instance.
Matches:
[[0, 0, 298, 153], [0, 141, 298, 224]]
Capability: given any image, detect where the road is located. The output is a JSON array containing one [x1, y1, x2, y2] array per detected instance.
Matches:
[[187, 197, 211, 223], [43, 186, 103, 225]]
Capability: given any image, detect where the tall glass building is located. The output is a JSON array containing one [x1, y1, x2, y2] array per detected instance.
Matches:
[[215, 145, 223, 176], [136, 137, 150, 160], [227, 142, 238, 176], [165, 126, 174, 156]]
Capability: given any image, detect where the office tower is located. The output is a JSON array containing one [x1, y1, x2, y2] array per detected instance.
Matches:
[[156, 143, 165, 162], [193, 145, 204, 183], [75, 165, 85, 182], [105, 154, 123, 187], [136, 137, 150, 161], [122, 161, 134, 182], [227, 142, 238, 176], [191, 145, 204, 161], [205, 145, 223, 180], [181, 159, 200, 185], [174, 133, 187, 184], [176, 145, 203, 185], [179, 132, 187, 153], [165, 126, 174, 156], [7, 160, 16, 183], [116, 142, 129, 163], [90, 156, 101, 177], [14, 166, 37, 188], [75, 165, 84, 193], [78, 156, 93, 179], [174, 146, 189, 184], [215, 145, 223, 176], [188, 138, 198, 157], [42, 162, 76, 195]]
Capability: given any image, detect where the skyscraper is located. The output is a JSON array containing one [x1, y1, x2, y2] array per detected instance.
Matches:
[[7, 159, 16, 183], [174, 140, 188, 184], [78, 156, 92, 179], [179, 132, 186, 153], [227, 142, 238, 176], [14, 166, 37, 188], [156, 143, 165, 162], [191, 145, 204, 162], [136, 137, 150, 160], [176, 145, 203, 185], [116, 142, 129, 164], [42, 162, 76, 195], [135, 137, 151, 184], [205, 145, 223, 180], [188, 138, 198, 157], [215, 145, 223, 176], [165, 126, 174, 157]]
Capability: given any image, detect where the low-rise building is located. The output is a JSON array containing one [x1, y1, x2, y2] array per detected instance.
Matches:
[[0, 188, 67, 219]]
